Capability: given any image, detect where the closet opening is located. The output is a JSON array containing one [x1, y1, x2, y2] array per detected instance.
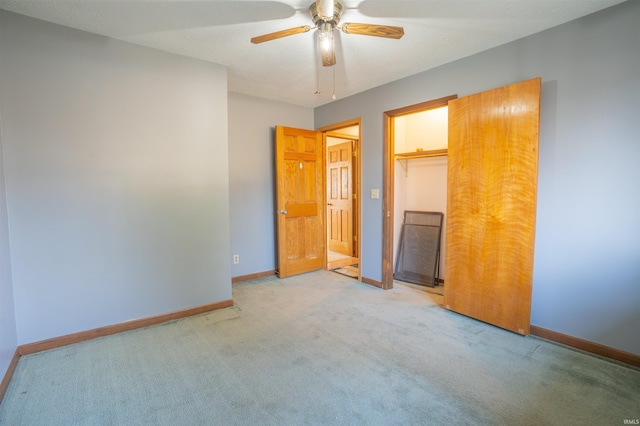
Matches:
[[382, 95, 457, 291]]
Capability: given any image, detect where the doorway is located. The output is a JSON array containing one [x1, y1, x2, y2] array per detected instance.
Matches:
[[318, 119, 361, 280], [274, 121, 360, 280], [393, 106, 450, 296], [382, 96, 457, 289]]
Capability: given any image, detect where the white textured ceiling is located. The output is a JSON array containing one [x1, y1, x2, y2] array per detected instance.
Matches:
[[0, 0, 627, 107]]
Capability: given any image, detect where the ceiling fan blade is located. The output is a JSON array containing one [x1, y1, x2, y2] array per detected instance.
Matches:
[[251, 25, 311, 44], [341, 23, 404, 39]]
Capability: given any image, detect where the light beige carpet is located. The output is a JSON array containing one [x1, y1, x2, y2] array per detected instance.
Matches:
[[1, 270, 638, 425]]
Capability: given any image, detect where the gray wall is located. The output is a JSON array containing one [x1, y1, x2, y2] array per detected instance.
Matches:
[[228, 93, 313, 277], [315, 1, 640, 355], [0, 10, 231, 345], [0, 117, 17, 382]]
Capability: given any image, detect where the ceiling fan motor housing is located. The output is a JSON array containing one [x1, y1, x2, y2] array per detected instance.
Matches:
[[310, 1, 344, 27]]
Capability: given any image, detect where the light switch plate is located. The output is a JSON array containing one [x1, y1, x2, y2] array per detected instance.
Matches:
[[370, 188, 379, 199]]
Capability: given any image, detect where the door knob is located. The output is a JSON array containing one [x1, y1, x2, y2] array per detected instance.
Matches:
[[327, 203, 333, 206], [280, 209, 288, 215]]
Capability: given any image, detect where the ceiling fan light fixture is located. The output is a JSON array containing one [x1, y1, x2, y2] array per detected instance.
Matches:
[[318, 22, 334, 53], [317, 21, 336, 67]]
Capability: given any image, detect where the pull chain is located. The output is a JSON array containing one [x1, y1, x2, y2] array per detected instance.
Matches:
[[314, 36, 321, 95], [332, 66, 336, 100], [315, 59, 321, 95]]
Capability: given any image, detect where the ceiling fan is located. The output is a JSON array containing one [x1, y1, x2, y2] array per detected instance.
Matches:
[[251, 0, 404, 67]]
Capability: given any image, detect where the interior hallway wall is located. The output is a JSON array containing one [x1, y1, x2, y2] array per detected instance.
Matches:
[[315, 1, 640, 355], [0, 10, 231, 345], [228, 93, 313, 278]]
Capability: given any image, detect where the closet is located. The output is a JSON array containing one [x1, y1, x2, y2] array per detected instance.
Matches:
[[383, 78, 541, 336], [393, 106, 448, 290]]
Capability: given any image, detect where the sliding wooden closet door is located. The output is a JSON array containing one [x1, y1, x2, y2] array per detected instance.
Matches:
[[444, 78, 541, 335]]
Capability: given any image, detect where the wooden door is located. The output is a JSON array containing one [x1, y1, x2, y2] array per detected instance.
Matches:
[[327, 141, 353, 256], [276, 126, 325, 278], [444, 78, 541, 335]]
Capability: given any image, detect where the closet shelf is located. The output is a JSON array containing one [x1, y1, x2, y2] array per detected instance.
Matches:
[[395, 149, 448, 176], [394, 149, 448, 160]]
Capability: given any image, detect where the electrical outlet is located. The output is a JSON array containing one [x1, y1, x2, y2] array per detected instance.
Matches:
[[370, 188, 380, 199], [233, 254, 240, 264]]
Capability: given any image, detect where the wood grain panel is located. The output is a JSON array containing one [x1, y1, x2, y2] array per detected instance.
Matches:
[[284, 160, 297, 203], [331, 168, 338, 199], [286, 203, 317, 217], [445, 78, 540, 335], [284, 152, 317, 161], [341, 167, 348, 198], [305, 216, 319, 258], [285, 218, 300, 260], [250, 25, 311, 44], [305, 161, 316, 202], [276, 126, 324, 277], [341, 209, 349, 242], [340, 147, 349, 162], [330, 212, 337, 241], [304, 135, 317, 153]]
